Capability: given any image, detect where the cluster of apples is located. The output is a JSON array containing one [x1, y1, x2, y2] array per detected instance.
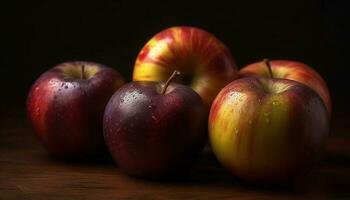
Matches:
[[27, 26, 331, 183]]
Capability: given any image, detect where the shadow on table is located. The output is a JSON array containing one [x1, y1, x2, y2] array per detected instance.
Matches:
[[121, 149, 350, 198]]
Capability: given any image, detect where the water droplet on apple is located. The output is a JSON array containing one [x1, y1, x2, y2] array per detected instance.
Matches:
[[35, 107, 40, 116], [263, 112, 270, 116], [151, 115, 157, 121], [64, 85, 68, 89], [234, 128, 239, 134], [265, 117, 270, 124], [148, 105, 153, 109], [272, 101, 278, 105], [248, 120, 252, 124], [35, 86, 40, 91], [120, 99, 124, 103], [82, 90, 88, 97]]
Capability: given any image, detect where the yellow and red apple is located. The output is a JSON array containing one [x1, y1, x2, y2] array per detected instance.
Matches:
[[239, 59, 332, 116], [133, 26, 238, 106], [209, 62, 329, 183]]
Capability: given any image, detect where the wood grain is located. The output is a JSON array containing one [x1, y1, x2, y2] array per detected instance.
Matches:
[[1, 113, 350, 200]]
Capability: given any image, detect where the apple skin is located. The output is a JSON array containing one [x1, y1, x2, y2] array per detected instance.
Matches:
[[209, 76, 329, 183], [132, 26, 238, 106], [239, 60, 332, 116], [103, 81, 207, 178], [27, 61, 125, 159]]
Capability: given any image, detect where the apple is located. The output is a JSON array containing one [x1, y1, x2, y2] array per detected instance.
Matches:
[[103, 71, 207, 178], [209, 61, 329, 183], [239, 59, 332, 116], [132, 26, 238, 106], [27, 61, 125, 159]]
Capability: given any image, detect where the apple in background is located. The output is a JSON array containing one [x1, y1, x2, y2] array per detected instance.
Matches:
[[103, 71, 207, 178], [133, 26, 238, 106], [239, 59, 332, 116], [27, 61, 125, 159], [209, 61, 329, 183]]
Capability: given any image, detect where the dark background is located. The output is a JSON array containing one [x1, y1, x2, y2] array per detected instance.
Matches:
[[1, 0, 349, 133]]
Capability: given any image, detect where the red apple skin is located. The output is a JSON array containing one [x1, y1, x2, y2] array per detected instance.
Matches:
[[27, 61, 125, 159], [209, 77, 329, 183], [103, 81, 207, 178], [239, 60, 332, 116], [133, 26, 238, 106]]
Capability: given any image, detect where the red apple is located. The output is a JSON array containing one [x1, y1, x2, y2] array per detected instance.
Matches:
[[209, 62, 329, 183], [103, 71, 207, 178], [27, 61, 125, 159], [133, 26, 238, 106], [239, 59, 332, 116]]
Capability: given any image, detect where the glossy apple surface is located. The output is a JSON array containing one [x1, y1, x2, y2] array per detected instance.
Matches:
[[133, 26, 238, 106], [27, 61, 125, 159], [103, 78, 207, 178], [239, 60, 331, 115], [209, 76, 329, 183]]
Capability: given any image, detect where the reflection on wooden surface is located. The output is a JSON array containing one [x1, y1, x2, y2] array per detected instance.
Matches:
[[0, 112, 349, 200]]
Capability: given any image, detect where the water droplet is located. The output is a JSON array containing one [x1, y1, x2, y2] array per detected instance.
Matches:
[[35, 107, 40, 116], [248, 120, 252, 124], [64, 85, 68, 89], [35, 86, 40, 91], [234, 128, 239, 134], [151, 115, 157, 120], [148, 105, 153, 109], [265, 117, 270, 124], [263, 112, 270, 117], [120, 99, 124, 103], [272, 101, 278, 106]]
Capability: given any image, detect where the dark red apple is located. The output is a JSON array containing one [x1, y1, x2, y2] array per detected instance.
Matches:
[[103, 71, 207, 178], [27, 61, 125, 159]]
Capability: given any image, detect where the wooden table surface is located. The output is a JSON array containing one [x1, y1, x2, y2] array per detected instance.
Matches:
[[1, 111, 350, 200]]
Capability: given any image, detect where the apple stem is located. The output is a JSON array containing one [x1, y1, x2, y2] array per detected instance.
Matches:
[[81, 65, 85, 80], [263, 59, 274, 78], [161, 70, 181, 94]]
